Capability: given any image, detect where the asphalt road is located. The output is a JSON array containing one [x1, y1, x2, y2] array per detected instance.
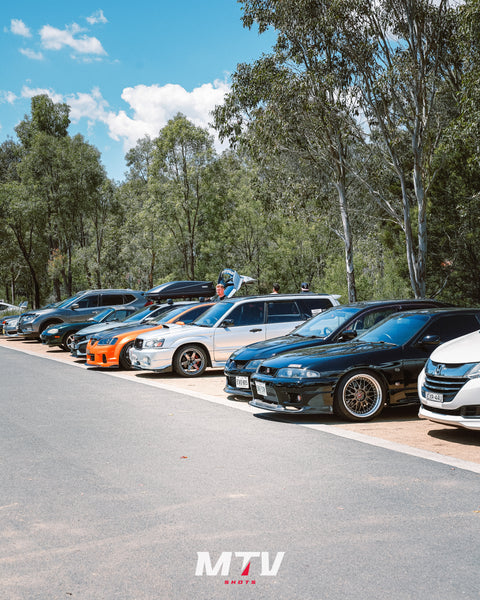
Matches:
[[1, 345, 480, 600]]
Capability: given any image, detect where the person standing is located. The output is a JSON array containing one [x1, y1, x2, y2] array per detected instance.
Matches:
[[215, 283, 226, 301], [271, 283, 280, 294], [301, 282, 310, 292]]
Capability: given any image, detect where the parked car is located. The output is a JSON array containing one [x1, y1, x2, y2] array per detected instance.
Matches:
[[2, 315, 20, 336], [17, 289, 149, 340], [418, 330, 480, 431], [249, 308, 480, 422], [224, 299, 450, 397], [0, 300, 27, 315], [129, 293, 341, 377], [86, 302, 214, 370], [70, 302, 192, 358], [39, 306, 138, 351]]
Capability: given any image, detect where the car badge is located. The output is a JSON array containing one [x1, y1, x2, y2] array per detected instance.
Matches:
[[435, 364, 444, 376]]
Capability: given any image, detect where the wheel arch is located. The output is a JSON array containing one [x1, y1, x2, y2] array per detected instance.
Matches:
[[173, 341, 212, 368], [333, 366, 390, 403]]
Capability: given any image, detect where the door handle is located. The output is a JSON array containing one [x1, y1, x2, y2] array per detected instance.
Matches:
[[250, 328, 262, 332]]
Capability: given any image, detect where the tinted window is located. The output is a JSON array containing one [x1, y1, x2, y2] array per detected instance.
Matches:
[[351, 308, 396, 334], [76, 294, 99, 308], [100, 293, 125, 306], [228, 301, 265, 326], [123, 294, 137, 304], [421, 314, 480, 342], [267, 300, 301, 323], [359, 313, 431, 345], [297, 297, 334, 318], [292, 305, 361, 337]]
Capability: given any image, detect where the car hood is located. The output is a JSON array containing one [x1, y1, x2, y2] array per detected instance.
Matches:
[[258, 340, 396, 369], [232, 334, 325, 360], [430, 330, 480, 363], [136, 322, 197, 340], [92, 323, 163, 338]]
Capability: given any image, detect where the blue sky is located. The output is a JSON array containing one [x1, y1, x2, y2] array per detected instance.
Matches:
[[0, 1, 275, 181]]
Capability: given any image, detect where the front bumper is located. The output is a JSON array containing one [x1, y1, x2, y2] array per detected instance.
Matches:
[[224, 369, 254, 397], [129, 347, 174, 372], [418, 371, 480, 431], [86, 344, 118, 367], [249, 375, 335, 414]]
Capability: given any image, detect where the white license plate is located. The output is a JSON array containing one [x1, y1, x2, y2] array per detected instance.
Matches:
[[426, 391, 443, 402], [256, 381, 267, 396], [235, 376, 249, 389]]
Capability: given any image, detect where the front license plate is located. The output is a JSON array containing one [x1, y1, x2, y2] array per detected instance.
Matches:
[[426, 391, 443, 402], [256, 381, 267, 396], [235, 376, 249, 389]]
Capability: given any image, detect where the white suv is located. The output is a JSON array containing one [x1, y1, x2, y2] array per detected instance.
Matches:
[[418, 330, 480, 431], [129, 293, 340, 377]]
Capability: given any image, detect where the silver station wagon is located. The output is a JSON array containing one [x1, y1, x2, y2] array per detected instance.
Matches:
[[129, 293, 340, 377]]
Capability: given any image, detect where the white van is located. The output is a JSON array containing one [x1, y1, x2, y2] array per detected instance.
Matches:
[[418, 330, 480, 431]]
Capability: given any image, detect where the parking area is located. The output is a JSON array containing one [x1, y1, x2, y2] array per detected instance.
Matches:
[[2, 335, 480, 467]]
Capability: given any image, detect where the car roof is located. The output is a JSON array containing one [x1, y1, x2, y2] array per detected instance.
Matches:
[[333, 299, 452, 309], [217, 293, 340, 304], [382, 307, 480, 317]]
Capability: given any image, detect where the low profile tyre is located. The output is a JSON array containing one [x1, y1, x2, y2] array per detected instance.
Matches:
[[60, 332, 76, 352], [173, 344, 208, 377], [119, 342, 134, 370], [334, 370, 386, 422]]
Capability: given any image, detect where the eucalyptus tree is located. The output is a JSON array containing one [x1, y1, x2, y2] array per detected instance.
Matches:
[[339, 0, 461, 297], [215, 0, 365, 301], [149, 113, 220, 281]]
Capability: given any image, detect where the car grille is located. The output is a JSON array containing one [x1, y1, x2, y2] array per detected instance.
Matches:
[[423, 373, 467, 402], [257, 365, 279, 376], [134, 338, 143, 349]]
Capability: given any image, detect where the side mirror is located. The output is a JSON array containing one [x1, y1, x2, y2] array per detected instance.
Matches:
[[338, 329, 357, 342], [71, 303, 79, 310], [418, 334, 441, 348], [221, 319, 234, 328]]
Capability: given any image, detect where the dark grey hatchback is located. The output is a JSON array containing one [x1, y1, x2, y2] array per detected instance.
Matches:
[[225, 299, 449, 398]]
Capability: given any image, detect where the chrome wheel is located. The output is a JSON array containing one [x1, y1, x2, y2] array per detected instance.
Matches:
[[335, 372, 385, 421], [173, 345, 208, 377], [61, 332, 76, 352]]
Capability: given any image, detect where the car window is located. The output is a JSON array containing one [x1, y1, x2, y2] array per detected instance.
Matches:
[[296, 297, 335, 318], [123, 294, 137, 304], [75, 294, 100, 308], [358, 313, 431, 345], [110, 308, 134, 321], [194, 302, 234, 327], [100, 293, 125, 306], [227, 301, 265, 326], [174, 304, 211, 323], [421, 314, 480, 342], [267, 300, 301, 323], [351, 308, 396, 335], [292, 305, 361, 337]]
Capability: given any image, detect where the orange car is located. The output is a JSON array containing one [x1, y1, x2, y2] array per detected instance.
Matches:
[[85, 302, 213, 370]]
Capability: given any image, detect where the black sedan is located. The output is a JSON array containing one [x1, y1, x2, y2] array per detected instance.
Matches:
[[249, 308, 480, 422], [225, 299, 449, 398]]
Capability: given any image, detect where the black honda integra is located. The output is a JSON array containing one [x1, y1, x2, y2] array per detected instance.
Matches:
[[249, 308, 480, 422], [224, 299, 449, 398]]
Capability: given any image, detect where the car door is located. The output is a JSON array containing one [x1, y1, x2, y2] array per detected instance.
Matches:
[[397, 313, 480, 404], [264, 299, 306, 338], [213, 301, 266, 362], [69, 293, 102, 322]]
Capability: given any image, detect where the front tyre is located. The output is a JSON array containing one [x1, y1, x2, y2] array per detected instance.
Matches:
[[60, 332, 76, 352], [119, 341, 134, 370], [173, 344, 208, 377], [334, 371, 386, 421]]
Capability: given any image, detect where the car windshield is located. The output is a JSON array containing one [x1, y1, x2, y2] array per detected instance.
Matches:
[[150, 304, 193, 323], [191, 301, 234, 327], [356, 313, 431, 345], [291, 305, 361, 337], [124, 306, 157, 322], [92, 308, 115, 322]]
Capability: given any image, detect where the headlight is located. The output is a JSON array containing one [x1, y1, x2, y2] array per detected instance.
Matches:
[[143, 338, 164, 349], [467, 363, 480, 379], [22, 314, 37, 322], [48, 328, 59, 334], [98, 337, 118, 346], [246, 359, 263, 371], [277, 367, 321, 378]]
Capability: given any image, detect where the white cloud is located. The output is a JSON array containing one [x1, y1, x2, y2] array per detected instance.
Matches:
[[21, 86, 64, 104], [10, 18, 31, 38], [19, 48, 44, 60], [62, 81, 230, 151], [0, 91, 17, 104], [40, 24, 107, 56], [87, 10, 108, 25]]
